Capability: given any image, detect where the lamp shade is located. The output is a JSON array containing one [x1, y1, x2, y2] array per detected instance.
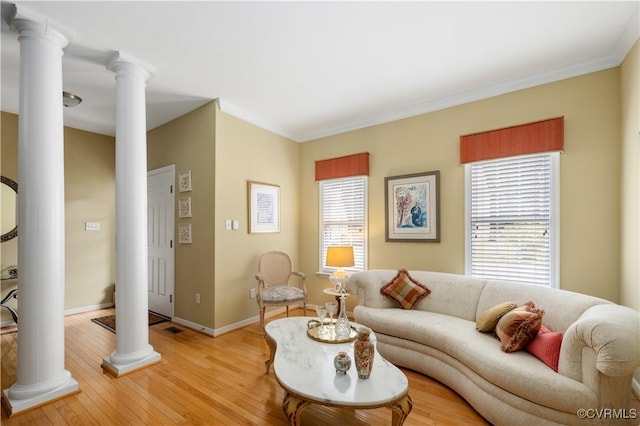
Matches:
[[326, 246, 354, 268]]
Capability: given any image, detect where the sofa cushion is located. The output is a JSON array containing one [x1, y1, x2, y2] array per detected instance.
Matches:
[[495, 306, 543, 352], [380, 269, 431, 309], [526, 325, 562, 372], [476, 279, 610, 333], [476, 301, 517, 332]]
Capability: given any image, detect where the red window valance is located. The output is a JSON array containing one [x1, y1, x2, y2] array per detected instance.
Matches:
[[460, 117, 564, 164], [315, 152, 370, 181]]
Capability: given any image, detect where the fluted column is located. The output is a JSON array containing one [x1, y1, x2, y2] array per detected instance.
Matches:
[[102, 52, 160, 376], [1, 15, 79, 415]]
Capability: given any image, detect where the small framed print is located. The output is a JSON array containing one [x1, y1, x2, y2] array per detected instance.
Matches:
[[178, 170, 192, 192], [385, 170, 440, 242], [248, 181, 280, 233], [179, 197, 192, 218], [178, 223, 192, 244]]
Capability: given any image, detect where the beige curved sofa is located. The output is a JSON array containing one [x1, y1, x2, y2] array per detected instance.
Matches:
[[348, 270, 640, 426]]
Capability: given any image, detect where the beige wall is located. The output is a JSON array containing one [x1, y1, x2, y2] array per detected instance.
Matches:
[[63, 127, 116, 309], [1, 112, 116, 322], [214, 103, 300, 328], [148, 101, 301, 330], [301, 68, 623, 310], [147, 102, 216, 328], [2, 60, 634, 330], [620, 40, 640, 311]]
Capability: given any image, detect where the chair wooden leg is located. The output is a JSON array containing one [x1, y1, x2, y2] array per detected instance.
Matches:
[[286, 306, 290, 317], [260, 307, 266, 335], [303, 303, 306, 317]]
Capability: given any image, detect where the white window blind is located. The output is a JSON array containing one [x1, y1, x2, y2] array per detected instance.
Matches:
[[467, 153, 558, 287], [319, 176, 367, 273]]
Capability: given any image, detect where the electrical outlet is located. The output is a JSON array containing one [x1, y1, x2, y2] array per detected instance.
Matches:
[[250, 288, 256, 299], [195, 293, 201, 304], [225, 219, 232, 230]]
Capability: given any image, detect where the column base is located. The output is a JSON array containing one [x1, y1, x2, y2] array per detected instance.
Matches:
[[1, 375, 79, 417], [102, 350, 161, 377]]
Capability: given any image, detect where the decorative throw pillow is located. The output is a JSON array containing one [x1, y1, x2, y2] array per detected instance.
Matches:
[[495, 303, 544, 353], [526, 325, 563, 372], [476, 301, 517, 332], [380, 269, 431, 310]]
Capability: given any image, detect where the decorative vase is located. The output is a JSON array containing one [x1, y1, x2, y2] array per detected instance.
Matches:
[[354, 326, 374, 379], [335, 293, 351, 339], [333, 351, 351, 374]]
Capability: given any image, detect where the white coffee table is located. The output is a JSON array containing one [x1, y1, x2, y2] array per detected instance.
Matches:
[[264, 317, 412, 425]]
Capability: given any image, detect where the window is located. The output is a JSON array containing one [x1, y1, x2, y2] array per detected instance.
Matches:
[[319, 176, 367, 273], [465, 153, 559, 287]]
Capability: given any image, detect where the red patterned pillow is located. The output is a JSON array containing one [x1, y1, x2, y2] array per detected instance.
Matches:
[[526, 325, 563, 372], [380, 269, 431, 309], [495, 303, 544, 353]]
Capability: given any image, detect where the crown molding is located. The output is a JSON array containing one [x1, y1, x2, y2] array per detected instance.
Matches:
[[216, 98, 301, 142]]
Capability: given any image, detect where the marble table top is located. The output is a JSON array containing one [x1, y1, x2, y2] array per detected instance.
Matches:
[[265, 316, 409, 407]]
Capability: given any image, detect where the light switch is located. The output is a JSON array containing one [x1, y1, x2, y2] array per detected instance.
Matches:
[[225, 219, 232, 230], [85, 222, 100, 231], [232, 220, 239, 230]]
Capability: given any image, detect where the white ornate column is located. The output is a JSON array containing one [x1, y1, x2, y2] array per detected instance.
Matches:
[[1, 13, 79, 416], [102, 52, 160, 376]]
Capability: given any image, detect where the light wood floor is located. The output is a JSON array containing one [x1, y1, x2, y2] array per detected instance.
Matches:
[[1, 308, 488, 425]]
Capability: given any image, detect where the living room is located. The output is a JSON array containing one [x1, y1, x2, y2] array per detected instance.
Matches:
[[1, 1, 639, 424]]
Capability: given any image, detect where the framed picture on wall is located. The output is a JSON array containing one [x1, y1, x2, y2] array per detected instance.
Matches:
[[248, 181, 280, 233], [179, 197, 192, 218], [385, 171, 440, 242], [179, 223, 192, 244], [178, 170, 192, 192]]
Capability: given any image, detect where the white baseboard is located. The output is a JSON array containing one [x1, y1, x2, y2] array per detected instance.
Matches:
[[65, 302, 114, 316], [2, 302, 114, 328], [173, 306, 289, 337], [170, 305, 331, 337], [633, 377, 640, 400]]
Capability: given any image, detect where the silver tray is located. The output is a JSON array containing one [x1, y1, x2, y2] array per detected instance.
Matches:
[[306, 320, 358, 343]]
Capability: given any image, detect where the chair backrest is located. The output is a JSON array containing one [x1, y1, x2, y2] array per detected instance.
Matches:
[[258, 251, 293, 286]]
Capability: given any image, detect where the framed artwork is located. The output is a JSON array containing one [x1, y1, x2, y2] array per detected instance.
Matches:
[[248, 181, 280, 233], [178, 223, 192, 244], [178, 170, 192, 192], [385, 171, 440, 242], [179, 197, 192, 218]]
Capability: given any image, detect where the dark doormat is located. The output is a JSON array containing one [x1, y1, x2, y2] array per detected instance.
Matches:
[[91, 311, 170, 334]]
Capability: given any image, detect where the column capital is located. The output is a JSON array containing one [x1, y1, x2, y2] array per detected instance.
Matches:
[[6, 3, 71, 49], [106, 51, 156, 82]]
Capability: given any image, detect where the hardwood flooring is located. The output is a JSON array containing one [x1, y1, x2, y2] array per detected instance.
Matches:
[[1, 308, 488, 425]]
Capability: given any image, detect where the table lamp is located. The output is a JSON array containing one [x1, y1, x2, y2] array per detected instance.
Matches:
[[326, 246, 354, 293]]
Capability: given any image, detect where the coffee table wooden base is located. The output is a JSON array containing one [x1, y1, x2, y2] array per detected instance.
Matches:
[[282, 389, 412, 426]]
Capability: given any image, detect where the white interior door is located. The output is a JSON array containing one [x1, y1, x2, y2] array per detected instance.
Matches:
[[147, 165, 175, 318]]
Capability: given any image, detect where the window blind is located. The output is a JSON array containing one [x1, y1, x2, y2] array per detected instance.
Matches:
[[320, 176, 367, 272], [469, 154, 554, 286]]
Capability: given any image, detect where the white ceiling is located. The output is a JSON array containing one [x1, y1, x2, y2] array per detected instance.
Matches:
[[1, 1, 639, 142]]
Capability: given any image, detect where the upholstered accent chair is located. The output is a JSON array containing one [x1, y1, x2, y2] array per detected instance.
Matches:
[[255, 251, 307, 333]]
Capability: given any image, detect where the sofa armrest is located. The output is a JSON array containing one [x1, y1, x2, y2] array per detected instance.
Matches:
[[347, 270, 398, 309], [560, 304, 640, 380]]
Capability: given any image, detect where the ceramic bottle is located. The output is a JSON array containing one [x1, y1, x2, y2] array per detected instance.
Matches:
[[333, 351, 351, 374], [354, 326, 374, 379]]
